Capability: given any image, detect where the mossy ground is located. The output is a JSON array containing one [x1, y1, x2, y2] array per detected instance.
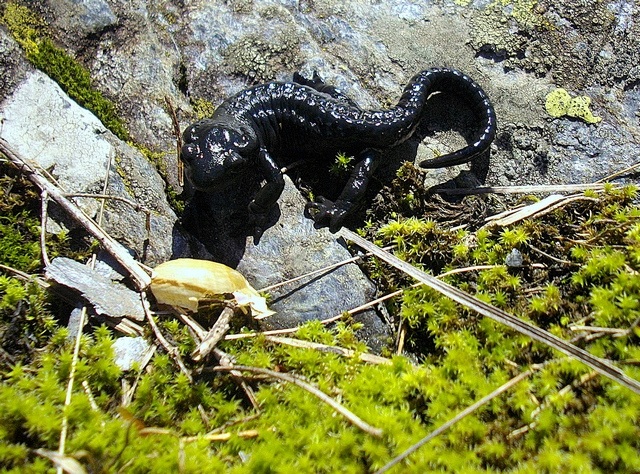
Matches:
[[1, 2, 639, 472], [1, 153, 639, 471]]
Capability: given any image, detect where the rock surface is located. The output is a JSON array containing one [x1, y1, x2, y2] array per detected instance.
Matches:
[[2, 0, 639, 349], [45, 257, 146, 321], [183, 176, 392, 351]]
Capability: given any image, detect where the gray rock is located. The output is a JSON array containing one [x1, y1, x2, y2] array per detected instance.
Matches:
[[505, 248, 523, 268], [0, 28, 30, 102], [112, 336, 151, 371], [182, 176, 393, 352], [0, 69, 182, 265], [48, 0, 117, 37], [46, 257, 146, 321]]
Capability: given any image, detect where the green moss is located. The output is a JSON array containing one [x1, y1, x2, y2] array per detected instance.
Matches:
[[2, 183, 640, 472], [365, 186, 640, 471], [330, 151, 355, 177], [545, 88, 602, 124], [1, 3, 129, 141]]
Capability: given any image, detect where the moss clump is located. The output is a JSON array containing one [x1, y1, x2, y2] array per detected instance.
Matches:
[[545, 88, 602, 124], [367, 185, 640, 471], [1, 3, 129, 141], [1, 186, 639, 472]]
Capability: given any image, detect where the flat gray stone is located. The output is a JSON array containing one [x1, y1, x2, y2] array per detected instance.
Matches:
[[46, 257, 145, 321], [182, 176, 393, 352]]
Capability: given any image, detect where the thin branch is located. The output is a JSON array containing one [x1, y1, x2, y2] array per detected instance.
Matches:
[[213, 365, 383, 437], [0, 138, 151, 289], [0, 263, 48, 286], [58, 306, 88, 466], [258, 245, 394, 293], [483, 194, 598, 228], [65, 192, 152, 236], [40, 190, 50, 267], [191, 307, 234, 362], [527, 244, 576, 266], [340, 229, 640, 395], [141, 294, 193, 382], [181, 429, 259, 443], [375, 368, 537, 473], [436, 183, 617, 196], [212, 349, 260, 410], [265, 336, 393, 365], [569, 325, 628, 335]]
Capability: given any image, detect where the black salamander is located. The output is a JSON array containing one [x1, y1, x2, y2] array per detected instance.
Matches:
[[181, 68, 497, 232]]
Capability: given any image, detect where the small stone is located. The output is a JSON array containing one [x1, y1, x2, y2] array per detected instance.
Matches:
[[46, 257, 146, 321], [112, 337, 151, 371], [505, 248, 523, 267]]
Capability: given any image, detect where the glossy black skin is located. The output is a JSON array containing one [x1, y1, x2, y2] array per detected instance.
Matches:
[[181, 68, 497, 232]]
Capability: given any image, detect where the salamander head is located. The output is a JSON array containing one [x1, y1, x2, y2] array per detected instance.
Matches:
[[181, 119, 257, 192]]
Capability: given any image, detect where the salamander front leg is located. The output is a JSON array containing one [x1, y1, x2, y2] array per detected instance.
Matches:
[[249, 148, 284, 228], [305, 148, 381, 233]]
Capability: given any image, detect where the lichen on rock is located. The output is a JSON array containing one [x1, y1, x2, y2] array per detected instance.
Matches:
[[545, 88, 601, 124], [223, 32, 302, 82]]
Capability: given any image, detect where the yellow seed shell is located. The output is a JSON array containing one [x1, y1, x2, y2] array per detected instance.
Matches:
[[150, 258, 272, 317]]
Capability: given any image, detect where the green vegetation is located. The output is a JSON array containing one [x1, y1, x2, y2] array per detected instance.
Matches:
[[2, 154, 639, 471], [330, 151, 355, 177], [1, 3, 129, 141]]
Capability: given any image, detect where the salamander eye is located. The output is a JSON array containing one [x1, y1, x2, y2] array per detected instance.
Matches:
[[181, 143, 201, 163]]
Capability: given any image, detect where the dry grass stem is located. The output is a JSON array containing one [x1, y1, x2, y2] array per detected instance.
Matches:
[[265, 336, 393, 365], [375, 368, 538, 473], [40, 190, 50, 267], [436, 183, 618, 196], [340, 229, 640, 395], [141, 294, 193, 382], [213, 364, 384, 437]]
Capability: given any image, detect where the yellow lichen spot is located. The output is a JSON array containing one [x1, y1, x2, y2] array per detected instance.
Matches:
[[545, 88, 601, 124], [192, 98, 216, 120], [150, 258, 274, 318], [566, 95, 601, 124]]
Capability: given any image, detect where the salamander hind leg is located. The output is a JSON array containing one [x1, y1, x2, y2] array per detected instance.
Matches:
[[305, 148, 382, 233]]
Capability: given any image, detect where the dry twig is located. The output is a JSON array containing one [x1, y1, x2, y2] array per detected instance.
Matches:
[[340, 229, 640, 395], [265, 336, 393, 365], [0, 137, 151, 289], [213, 364, 384, 437], [375, 368, 538, 473], [436, 183, 617, 196]]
